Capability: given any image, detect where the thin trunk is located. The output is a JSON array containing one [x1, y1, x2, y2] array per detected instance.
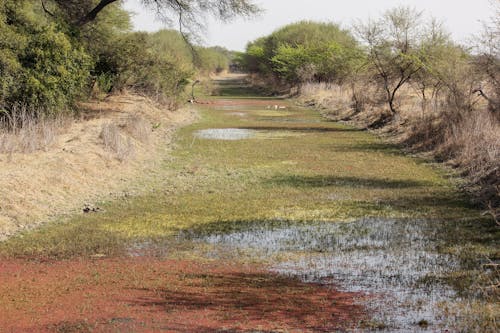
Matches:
[[420, 87, 427, 118]]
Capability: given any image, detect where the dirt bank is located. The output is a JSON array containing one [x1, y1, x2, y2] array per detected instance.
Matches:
[[0, 93, 197, 240]]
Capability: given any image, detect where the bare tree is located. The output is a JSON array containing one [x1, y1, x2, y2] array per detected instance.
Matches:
[[473, 0, 500, 115], [411, 19, 451, 116], [355, 6, 424, 122]]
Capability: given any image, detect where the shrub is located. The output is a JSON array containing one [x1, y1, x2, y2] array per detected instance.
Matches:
[[241, 21, 363, 86], [0, 1, 92, 115]]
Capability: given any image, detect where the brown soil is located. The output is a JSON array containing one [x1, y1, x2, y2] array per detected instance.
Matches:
[[0, 257, 365, 333]]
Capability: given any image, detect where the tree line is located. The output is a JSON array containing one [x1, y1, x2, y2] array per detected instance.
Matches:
[[0, 0, 258, 115], [237, 6, 499, 209], [239, 7, 498, 122]]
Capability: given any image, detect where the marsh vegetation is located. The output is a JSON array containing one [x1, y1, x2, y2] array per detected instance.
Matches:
[[1, 76, 498, 332], [0, 1, 498, 332]]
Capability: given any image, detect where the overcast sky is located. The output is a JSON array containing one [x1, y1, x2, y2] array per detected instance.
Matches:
[[122, 0, 494, 51]]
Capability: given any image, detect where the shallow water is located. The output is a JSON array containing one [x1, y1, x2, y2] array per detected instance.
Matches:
[[179, 218, 472, 332], [194, 128, 306, 141], [194, 128, 256, 140]]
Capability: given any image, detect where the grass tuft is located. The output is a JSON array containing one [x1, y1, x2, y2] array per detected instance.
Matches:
[[0, 105, 69, 154], [100, 122, 135, 161]]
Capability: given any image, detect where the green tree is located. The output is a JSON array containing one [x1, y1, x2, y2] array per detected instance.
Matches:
[[1, 0, 92, 113], [242, 21, 363, 86]]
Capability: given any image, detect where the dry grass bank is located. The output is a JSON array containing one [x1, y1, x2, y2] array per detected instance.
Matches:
[[0, 93, 197, 240], [298, 82, 500, 215]]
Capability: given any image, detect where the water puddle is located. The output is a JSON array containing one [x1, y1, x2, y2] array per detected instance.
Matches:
[[179, 218, 473, 332], [253, 110, 294, 117], [194, 128, 256, 140], [194, 128, 305, 141], [227, 112, 247, 117]]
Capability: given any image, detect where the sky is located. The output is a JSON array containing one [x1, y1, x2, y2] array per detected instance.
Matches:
[[122, 0, 495, 51]]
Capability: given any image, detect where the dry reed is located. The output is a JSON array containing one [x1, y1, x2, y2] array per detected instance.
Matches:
[[0, 105, 69, 154], [298, 81, 500, 208], [100, 122, 135, 161]]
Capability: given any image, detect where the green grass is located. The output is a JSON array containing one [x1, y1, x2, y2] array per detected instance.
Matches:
[[0, 77, 495, 261]]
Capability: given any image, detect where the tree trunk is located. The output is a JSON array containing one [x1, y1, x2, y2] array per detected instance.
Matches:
[[78, 0, 118, 26]]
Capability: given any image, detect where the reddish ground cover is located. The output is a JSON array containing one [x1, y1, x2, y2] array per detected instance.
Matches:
[[0, 257, 365, 332]]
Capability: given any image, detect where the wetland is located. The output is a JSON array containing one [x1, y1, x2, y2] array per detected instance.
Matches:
[[0, 75, 498, 332]]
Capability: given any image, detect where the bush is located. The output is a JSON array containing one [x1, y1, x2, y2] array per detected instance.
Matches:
[[15, 24, 92, 111], [241, 21, 363, 85], [196, 46, 233, 74], [0, 1, 92, 115], [1, 1, 225, 117]]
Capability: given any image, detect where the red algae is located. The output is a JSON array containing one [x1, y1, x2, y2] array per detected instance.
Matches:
[[0, 257, 364, 333]]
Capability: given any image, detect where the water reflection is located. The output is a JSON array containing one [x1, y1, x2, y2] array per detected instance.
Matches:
[[180, 218, 469, 332], [194, 128, 256, 140]]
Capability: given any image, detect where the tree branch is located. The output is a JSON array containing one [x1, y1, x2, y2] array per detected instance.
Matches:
[[40, 0, 55, 17], [77, 0, 118, 26], [172, 0, 200, 65]]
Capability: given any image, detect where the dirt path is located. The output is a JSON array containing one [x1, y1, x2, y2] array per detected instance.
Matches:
[[0, 75, 497, 332]]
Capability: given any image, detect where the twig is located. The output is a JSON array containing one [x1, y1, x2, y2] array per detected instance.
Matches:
[[40, 0, 54, 17]]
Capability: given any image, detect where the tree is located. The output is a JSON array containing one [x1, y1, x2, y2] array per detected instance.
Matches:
[[410, 19, 452, 116], [355, 7, 424, 121], [1, 0, 92, 113], [473, 0, 499, 115]]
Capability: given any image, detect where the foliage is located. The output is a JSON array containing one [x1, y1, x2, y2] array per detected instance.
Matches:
[[0, 0, 91, 114], [48, 0, 261, 35], [0, 0, 239, 117], [119, 32, 193, 104], [16, 24, 92, 111], [196, 46, 233, 74], [241, 21, 363, 85]]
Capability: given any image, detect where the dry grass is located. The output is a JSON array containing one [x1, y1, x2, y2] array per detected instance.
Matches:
[[124, 115, 151, 143], [298, 81, 500, 209], [0, 106, 70, 154], [99, 114, 152, 161], [100, 123, 135, 161], [300, 81, 386, 125], [442, 111, 500, 203], [301, 82, 353, 114], [0, 93, 197, 240]]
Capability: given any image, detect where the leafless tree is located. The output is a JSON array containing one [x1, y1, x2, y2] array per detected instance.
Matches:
[[355, 7, 424, 121], [473, 0, 500, 115]]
